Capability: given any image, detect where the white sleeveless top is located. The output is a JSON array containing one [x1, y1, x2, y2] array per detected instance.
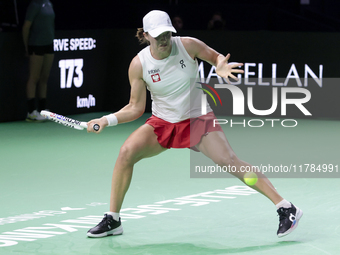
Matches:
[[138, 36, 211, 123]]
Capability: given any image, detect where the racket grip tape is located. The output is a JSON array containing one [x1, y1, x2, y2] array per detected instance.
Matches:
[[93, 124, 100, 131]]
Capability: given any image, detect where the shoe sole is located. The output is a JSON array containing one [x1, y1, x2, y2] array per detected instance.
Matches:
[[278, 207, 303, 238], [87, 225, 123, 238]]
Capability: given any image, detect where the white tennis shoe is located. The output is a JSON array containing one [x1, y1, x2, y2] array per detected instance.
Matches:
[[26, 110, 46, 121]]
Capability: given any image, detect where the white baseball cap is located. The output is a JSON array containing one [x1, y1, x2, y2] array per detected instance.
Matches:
[[143, 10, 177, 38]]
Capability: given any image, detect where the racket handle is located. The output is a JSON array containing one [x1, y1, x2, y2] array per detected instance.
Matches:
[[93, 124, 100, 131]]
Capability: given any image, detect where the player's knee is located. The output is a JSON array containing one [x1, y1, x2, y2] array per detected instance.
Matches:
[[118, 143, 139, 166]]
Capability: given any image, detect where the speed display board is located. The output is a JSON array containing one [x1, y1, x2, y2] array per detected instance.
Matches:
[[47, 30, 108, 115]]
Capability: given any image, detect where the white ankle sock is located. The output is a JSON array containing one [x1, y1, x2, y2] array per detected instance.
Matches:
[[275, 199, 291, 209], [106, 212, 120, 221]]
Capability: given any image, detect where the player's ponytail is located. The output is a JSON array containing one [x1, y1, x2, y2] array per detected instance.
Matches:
[[136, 28, 149, 45]]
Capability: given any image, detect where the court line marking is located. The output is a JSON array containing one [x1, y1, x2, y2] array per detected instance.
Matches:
[[0, 185, 257, 248]]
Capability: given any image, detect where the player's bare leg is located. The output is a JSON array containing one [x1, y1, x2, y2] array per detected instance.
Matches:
[[87, 124, 167, 237], [196, 131, 302, 237], [196, 131, 282, 203], [110, 124, 167, 212]]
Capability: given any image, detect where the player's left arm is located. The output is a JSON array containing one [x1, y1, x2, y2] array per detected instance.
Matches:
[[181, 37, 244, 83]]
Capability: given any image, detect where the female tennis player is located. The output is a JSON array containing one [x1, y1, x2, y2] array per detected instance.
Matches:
[[86, 10, 302, 238]]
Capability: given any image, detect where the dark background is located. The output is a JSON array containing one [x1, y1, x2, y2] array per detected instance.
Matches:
[[0, 0, 339, 122], [2, 0, 340, 32]]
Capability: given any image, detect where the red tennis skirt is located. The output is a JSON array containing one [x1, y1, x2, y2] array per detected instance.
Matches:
[[145, 112, 223, 150]]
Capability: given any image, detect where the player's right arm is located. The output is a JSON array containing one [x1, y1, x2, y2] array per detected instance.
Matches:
[[87, 55, 146, 133], [114, 55, 147, 123]]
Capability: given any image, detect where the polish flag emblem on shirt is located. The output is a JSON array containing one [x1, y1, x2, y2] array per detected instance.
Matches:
[[151, 73, 161, 82]]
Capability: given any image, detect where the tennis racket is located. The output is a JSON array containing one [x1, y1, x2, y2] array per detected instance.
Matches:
[[40, 110, 100, 131]]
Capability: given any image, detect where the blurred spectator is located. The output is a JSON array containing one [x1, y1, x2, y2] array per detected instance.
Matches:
[[22, 0, 55, 121], [207, 11, 225, 30], [172, 15, 183, 31]]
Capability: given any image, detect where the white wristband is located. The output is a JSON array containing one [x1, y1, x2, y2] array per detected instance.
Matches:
[[104, 113, 118, 126]]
